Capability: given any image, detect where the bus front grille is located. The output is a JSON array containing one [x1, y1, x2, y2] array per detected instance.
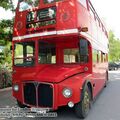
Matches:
[[23, 82, 53, 108], [38, 83, 53, 107], [24, 83, 36, 106]]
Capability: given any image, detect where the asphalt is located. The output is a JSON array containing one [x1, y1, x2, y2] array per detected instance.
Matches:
[[0, 71, 120, 120]]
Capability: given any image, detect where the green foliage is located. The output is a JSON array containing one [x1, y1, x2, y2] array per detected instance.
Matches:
[[0, 19, 13, 64], [0, 19, 13, 43], [0, 0, 13, 89], [3, 42, 12, 64], [0, 42, 12, 64], [109, 30, 120, 62], [0, 0, 14, 11], [0, 64, 12, 88], [0, 19, 13, 29]]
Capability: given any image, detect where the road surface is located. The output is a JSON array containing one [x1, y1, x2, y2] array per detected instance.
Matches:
[[0, 71, 120, 120]]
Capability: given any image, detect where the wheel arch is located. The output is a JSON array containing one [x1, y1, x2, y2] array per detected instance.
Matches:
[[87, 81, 93, 100], [81, 80, 93, 101], [75, 79, 93, 118]]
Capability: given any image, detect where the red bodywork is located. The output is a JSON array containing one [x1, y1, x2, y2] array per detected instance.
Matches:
[[12, 0, 108, 110]]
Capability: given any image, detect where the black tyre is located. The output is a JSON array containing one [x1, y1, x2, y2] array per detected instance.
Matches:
[[75, 85, 92, 119], [17, 100, 28, 108]]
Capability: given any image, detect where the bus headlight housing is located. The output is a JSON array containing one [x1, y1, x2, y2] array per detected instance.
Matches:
[[13, 84, 19, 92], [62, 88, 72, 98]]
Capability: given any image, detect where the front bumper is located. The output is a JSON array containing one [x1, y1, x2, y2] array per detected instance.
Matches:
[[13, 81, 81, 110]]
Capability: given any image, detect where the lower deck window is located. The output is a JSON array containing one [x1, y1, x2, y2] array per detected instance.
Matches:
[[64, 48, 80, 63], [14, 41, 35, 66], [38, 42, 56, 64]]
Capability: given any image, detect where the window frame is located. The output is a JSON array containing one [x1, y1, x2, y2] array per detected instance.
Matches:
[[63, 48, 80, 64], [38, 41, 56, 64], [14, 41, 35, 67]]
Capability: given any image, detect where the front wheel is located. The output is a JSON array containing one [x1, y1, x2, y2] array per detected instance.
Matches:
[[75, 85, 92, 119]]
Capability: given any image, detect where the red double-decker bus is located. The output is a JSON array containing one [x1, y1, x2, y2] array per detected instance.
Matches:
[[12, 0, 109, 118]]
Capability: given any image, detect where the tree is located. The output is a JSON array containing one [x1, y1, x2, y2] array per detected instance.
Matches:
[[0, 0, 14, 45], [0, 2, 14, 63], [109, 30, 120, 62], [0, 0, 14, 11], [0, 19, 13, 45], [0, 1, 14, 88], [0, 19, 13, 63]]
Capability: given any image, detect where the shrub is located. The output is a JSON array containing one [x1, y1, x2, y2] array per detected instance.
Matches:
[[0, 64, 12, 89]]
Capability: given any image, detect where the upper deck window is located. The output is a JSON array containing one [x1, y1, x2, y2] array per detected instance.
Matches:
[[44, 0, 62, 4], [19, 0, 39, 12]]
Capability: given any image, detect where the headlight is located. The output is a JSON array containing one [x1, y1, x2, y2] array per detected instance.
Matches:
[[62, 88, 72, 98], [13, 85, 19, 92]]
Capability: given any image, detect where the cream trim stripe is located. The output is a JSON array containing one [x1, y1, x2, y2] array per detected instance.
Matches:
[[13, 29, 79, 41], [57, 29, 79, 35]]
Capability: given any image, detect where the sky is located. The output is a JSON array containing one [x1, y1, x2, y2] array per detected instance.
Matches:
[[92, 0, 120, 39], [0, 0, 120, 38]]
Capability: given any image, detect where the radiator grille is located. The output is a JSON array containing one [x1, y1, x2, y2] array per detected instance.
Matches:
[[23, 82, 53, 107], [24, 83, 36, 106], [38, 83, 53, 107]]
